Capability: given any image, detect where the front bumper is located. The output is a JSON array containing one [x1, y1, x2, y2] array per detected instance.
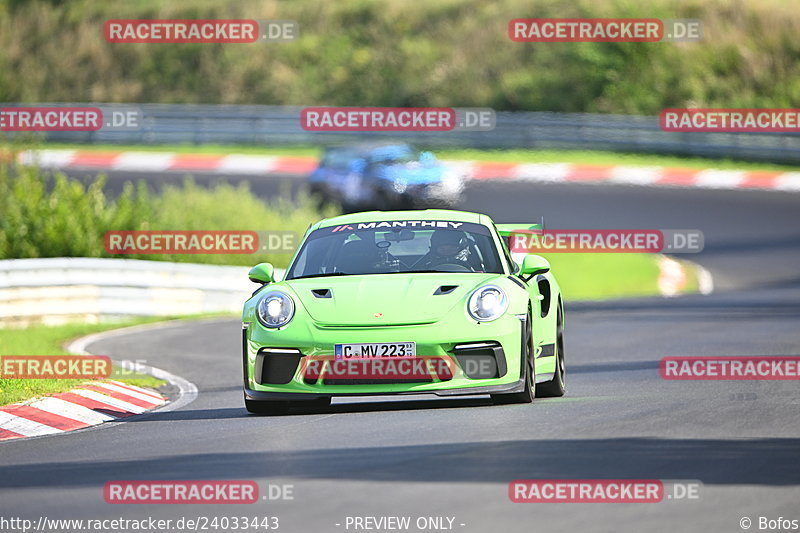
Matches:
[[243, 313, 525, 398], [244, 378, 526, 401]]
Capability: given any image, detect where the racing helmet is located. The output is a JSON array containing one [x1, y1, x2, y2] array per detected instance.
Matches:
[[429, 230, 468, 260]]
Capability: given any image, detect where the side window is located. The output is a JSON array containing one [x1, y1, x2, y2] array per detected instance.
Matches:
[[322, 150, 358, 171], [493, 225, 518, 274]]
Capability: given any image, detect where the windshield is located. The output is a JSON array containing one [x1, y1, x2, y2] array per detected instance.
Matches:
[[368, 146, 419, 166], [286, 221, 503, 278]]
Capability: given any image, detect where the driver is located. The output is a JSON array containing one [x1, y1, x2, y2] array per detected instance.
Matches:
[[421, 230, 472, 270]]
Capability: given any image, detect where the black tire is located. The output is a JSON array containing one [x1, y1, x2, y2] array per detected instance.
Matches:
[[536, 307, 566, 398], [492, 312, 535, 405]]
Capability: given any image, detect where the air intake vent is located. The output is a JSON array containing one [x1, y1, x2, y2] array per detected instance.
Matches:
[[451, 341, 506, 378], [433, 285, 458, 295], [311, 288, 332, 298]]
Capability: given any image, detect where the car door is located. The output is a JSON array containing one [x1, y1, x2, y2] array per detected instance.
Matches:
[[494, 225, 551, 355]]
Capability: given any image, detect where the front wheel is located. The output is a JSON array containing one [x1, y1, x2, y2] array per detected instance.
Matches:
[[492, 312, 535, 405], [536, 307, 566, 398]]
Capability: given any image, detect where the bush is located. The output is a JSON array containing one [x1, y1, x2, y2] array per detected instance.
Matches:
[[0, 0, 798, 113], [0, 156, 335, 268]]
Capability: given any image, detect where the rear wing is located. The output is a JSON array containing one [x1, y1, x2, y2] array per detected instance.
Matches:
[[496, 222, 545, 257], [495, 222, 543, 238]]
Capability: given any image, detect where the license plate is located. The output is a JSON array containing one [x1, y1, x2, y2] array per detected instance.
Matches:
[[334, 342, 416, 360]]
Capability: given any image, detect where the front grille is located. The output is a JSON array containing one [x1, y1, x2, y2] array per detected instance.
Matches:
[[322, 378, 433, 385], [315, 322, 436, 329]]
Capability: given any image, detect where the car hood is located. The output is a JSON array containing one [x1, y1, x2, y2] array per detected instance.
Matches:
[[284, 272, 501, 326]]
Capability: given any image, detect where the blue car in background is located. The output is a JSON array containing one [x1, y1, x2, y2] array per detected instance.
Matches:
[[309, 143, 465, 212]]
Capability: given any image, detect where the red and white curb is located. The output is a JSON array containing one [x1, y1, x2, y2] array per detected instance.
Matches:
[[658, 256, 714, 297], [18, 149, 800, 193], [18, 150, 318, 176], [0, 318, 202, 442], [0, 380, 165, 441]]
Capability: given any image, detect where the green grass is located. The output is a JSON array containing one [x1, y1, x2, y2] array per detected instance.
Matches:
[[42, 143, 800, 172], [545, 253, 670, 301], [0, 314, 231, 406]]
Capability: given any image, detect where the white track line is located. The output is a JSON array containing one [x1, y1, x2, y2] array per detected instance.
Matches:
[[775, 173, 800, 191], [218, 155, 278, 174], [513, 162, 571, 182], [694, 169, 746, 189], [609, 166, 663, 186], [17, 149, 76, 168], [112, 152, 176, 171]]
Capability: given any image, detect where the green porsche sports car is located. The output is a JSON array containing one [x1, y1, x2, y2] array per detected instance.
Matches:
[[242, 209, 565, 414]]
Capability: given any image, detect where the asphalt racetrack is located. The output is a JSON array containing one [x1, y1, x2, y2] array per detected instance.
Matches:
[[1, 169, 799, 533]]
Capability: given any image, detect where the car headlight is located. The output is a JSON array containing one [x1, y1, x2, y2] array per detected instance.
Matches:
[[467, 285, 508, 322], [256, 291, 295, 328], [441, 171, 464, 194]]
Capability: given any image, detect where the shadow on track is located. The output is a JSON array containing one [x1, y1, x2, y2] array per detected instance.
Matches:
[[2, 437, 798, 488], [126, 397, 493, 422]]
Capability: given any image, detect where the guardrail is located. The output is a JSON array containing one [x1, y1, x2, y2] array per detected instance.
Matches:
[[0, 258, 281, 327], [4, 103, 800, 164]]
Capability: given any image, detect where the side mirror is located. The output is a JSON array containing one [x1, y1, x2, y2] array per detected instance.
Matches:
[[520, 255, 550, 278], [248, 263, 275, 284]]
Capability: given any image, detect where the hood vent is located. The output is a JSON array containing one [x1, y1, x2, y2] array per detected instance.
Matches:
[[433, 285, 458, 295], [311, 288, 332, 298]]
